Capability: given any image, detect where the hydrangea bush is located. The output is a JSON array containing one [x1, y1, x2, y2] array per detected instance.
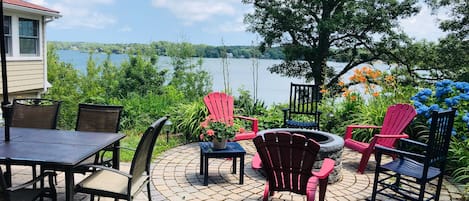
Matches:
[[411, 80, 469, 196], [411, 80, 469, 140]]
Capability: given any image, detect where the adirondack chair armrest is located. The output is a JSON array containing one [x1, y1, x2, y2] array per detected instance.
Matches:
[[374, 134, 409, 139], [312, 158, 335, 179], [235, 115, 259, 133], [375, 145, 424, 161], [7, 171, 56, 191], [235, 115, 257, 121], [344, 125, 382, 139]]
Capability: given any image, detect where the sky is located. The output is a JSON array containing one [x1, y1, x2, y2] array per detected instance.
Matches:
[[29, 0, 448, 46]]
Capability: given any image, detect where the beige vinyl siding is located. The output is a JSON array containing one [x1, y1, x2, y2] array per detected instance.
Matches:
[[0, 60, 44, 93]]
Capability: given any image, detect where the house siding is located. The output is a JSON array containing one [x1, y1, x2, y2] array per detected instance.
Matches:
[[0, 60, 44, 94]]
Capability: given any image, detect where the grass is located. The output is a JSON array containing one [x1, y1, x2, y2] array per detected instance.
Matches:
[[105, 130, 186, 162]]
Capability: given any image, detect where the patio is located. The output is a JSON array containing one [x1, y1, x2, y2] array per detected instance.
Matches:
[[7, 140, 464, 201]]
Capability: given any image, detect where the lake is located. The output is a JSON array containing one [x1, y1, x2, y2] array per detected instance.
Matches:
[[56, 50, 372, 105]]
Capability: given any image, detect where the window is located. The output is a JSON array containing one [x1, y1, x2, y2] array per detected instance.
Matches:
[[3, 16, 11, 55], [19, 18, 39, 55]]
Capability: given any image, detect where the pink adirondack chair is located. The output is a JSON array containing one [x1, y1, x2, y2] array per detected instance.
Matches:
[[253, 132, 334, 201], [203, 92, 258, 141], [344, 103, 416, 173]]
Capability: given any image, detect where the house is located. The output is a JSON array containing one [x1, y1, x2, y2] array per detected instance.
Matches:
[[0, 0, 60, 100]]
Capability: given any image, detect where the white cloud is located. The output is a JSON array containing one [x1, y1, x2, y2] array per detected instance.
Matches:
[[33, 0, 117, 30], [399, 5, 447, 41], [151, 0, 238, 25], [218, 16, 247, 33]]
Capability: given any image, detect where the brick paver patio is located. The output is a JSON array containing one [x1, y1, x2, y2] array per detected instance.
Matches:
[[6, 140, 464, 200]]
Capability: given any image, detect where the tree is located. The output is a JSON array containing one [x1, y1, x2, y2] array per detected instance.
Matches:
[[44, 44, 81, 129], [117, 54, 167, 97], [391, 1, 468, 83], [167, 42, 212, 101], [426, 0, 467, 40], [242, 0, 420, 88]]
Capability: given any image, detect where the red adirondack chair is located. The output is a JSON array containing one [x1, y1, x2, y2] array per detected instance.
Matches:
[[344, 103, 416, 173], [253, 132, 334, 201], [203, 92, 258, 141]]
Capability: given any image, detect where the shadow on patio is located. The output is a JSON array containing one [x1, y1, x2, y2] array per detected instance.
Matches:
[[6, 140, 464, 201]]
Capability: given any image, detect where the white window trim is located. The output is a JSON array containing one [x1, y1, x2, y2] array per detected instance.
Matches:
[[3, 11, 43, 60]]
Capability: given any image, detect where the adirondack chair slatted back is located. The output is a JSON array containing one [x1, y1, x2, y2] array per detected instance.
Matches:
[[254, 132, 320, 195], [376, 104, 417, 147], [289, 83, 321, 115], [204, 92, 234, 125], [129, 117, 167, 185], [426, 109, 455, 169]]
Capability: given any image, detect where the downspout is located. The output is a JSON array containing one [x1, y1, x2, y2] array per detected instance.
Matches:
[[42, 16, 54, 95]]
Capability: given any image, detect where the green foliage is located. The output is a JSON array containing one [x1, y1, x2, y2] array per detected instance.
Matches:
[[169, 100, 208, 142], [393, 37, 469, 83], [234, 88, 266, 116], [242, 0, 420, 87], [200, 120, 239, 141], [49, 41, 286, 60], [117, 54, 167, 98], [256, 104, 284, 130], [44, 44, 81, 129], [167, 42, 212, 101], [448, 138, 469, 199]]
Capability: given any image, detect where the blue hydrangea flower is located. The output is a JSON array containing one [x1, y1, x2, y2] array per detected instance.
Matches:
[[459, 93, 469, 101], [454, 82, 469, 93]]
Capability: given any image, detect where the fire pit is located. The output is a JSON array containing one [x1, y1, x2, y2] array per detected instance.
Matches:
[[257, 128, 344, 183]]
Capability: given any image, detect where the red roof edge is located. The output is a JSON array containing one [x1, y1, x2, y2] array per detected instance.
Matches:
[[4, 0, 59, 14]]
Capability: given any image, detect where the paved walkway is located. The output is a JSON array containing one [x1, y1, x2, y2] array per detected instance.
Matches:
[[7, 140, 464, 200]]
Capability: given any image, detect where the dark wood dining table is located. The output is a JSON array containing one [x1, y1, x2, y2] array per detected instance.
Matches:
[[0, 127, 125, 201]]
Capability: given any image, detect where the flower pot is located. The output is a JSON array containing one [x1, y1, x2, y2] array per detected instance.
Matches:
[[212, 137, 227, 150]]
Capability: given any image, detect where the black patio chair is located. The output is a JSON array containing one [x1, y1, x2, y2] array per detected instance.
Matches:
[[75, 116, 168, 201], [11, 98, 61, 129], [371, 108, 456, 201], [75, 103, 123, 167], [283, 83, 322, 130], [10, 98, 61, 186], [0, 166, 57, 201]]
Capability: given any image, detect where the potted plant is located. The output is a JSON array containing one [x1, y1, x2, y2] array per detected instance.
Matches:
[[199, 116, 243, 149]]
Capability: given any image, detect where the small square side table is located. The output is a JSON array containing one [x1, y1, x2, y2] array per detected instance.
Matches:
[[199, 141, 246, 186]]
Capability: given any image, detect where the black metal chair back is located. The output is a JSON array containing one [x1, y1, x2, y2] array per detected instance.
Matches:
[[75, 103, 123, 133], [371, 108, 456, 201], [11, 98, 61, 129], [283, 83, 322, 129], [129, 117, 167, 183]]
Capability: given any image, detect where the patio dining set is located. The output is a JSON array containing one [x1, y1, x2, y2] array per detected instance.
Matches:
[[0, 83, 459, 201], [0, 98, 168, 201]]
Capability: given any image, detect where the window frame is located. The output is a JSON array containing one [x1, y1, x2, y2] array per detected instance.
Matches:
[[18, 17, 39, 56], [3, 15, 12, 56]]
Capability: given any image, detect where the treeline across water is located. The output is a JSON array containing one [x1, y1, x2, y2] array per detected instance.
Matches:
[[50, 41, 353, 62], [50, 41, 285, 60]]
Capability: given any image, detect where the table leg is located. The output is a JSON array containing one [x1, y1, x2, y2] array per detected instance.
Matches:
[[113, 141, 120, 170], [5, 162, 11, 187], [204, 156, 209, 186], [65, 168, 74, 201], [232, 157, 237, 174], [240, 155, 245, 184], [200, 151, 203, 175]]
